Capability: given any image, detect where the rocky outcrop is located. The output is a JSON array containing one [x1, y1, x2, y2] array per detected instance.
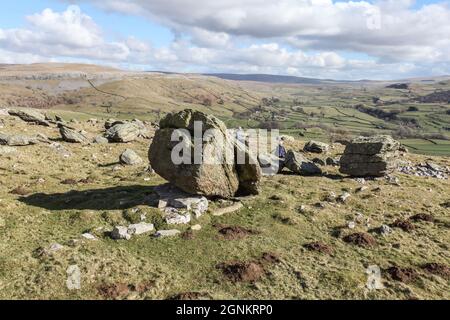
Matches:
[[149, 109, 261, 198], [285, 151, 322, 175], [8, 108, 50, 126], [304, 140, 329, 153], [339, 135, 400, 177]]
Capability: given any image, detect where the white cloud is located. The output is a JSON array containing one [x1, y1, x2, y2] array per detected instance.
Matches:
[[0, 6, 129, 61], [70, 0, 450, 64], [2, 3, 450, 80]]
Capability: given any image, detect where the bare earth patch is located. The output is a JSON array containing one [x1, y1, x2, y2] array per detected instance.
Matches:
[[215, 224, 260, 240], [409, 214, 435, 223], [386, 266, 419, 283], [97, 283, 131, 300], [421, 263, 450, 279], [391, 219, 415, 232], [304, 242, 334, 254], [217, 261, 266, 283], [343, 233, 377, 248]]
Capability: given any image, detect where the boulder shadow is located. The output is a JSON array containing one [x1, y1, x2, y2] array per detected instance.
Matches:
[[19, 185, 156, 211]]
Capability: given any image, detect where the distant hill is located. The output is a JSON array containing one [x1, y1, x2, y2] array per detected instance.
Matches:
[[203, 73, 328, 84]]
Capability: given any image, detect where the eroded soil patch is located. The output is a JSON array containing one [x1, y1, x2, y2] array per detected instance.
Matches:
[[343, 233, 377, 248], [386, 266, 419, 283], [304, 242, 334, 254]]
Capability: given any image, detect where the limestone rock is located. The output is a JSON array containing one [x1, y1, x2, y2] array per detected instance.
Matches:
[[285, 151, 322, 175], [127, 223, 154, 235], [58, 124, 89, 144], [120, 149, 143, 166], [106, 123, 140, 143], [0, 133, 38, 146], [8, 108, 50, 126], [93, 135, 109, 144], [149, 110, 261, 198], [111, 226, 132, 240], [340, 135, 400, 177], [304, 140, 329, 153], [154, 229, 181, 238]]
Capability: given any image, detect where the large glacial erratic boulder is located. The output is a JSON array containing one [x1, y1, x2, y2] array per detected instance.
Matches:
[[339, 135, 400, 177], [149, 109, 261, 198]]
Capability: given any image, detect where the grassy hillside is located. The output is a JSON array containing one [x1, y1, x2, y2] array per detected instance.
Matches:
[[0, 117, 448, 300]]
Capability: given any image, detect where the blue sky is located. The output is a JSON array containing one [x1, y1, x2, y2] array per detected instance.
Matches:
[[0, 0, 449, 80]]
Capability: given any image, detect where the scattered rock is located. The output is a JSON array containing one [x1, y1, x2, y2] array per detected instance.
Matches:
[[149, 109, 261, 198], [111, 226, 132, 240], [304, 242, 334, 254], [165, 212, 191, 225], [217, 261, 265, 283], [154, 229, 181, 238], [285, 150, 322, 175], [340, 135, 400, 177], [347, 221, 356, 229], [128, 222, 154, 235], [106, 123, 141, 143], [356, 186, 368, 193], [8, 108, 50, 126], [326, 157, 340, 166], [58, 124, 89, 144], [397, 162, 448, 179], [81, 233, 97, 241], [324, 192, 337, 202], [119, 149, 143, 166], [386, 266, 419, 283], [377, 224, 393, 236], [343, 233, 377, 247], [93, 135, 109, 144], [337, 192, 351, 203], [391, 219, 415, 232], [155, 184, 209, 219], [421, 263, 450, 279], [0, 133, 38, 146], [191, 224, 202, 231], [304, 140, 329, 153]]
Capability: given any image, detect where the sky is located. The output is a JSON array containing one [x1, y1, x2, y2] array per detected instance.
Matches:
[[0, 0, 449, 80]]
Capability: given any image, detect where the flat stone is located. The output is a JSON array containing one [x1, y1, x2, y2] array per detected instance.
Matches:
[[191, 224, 202, 231], [81, 233, 97, 241], [127, 222, 154, 235], [154, 229, 181, 238], [165, 212, 191, 225]]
